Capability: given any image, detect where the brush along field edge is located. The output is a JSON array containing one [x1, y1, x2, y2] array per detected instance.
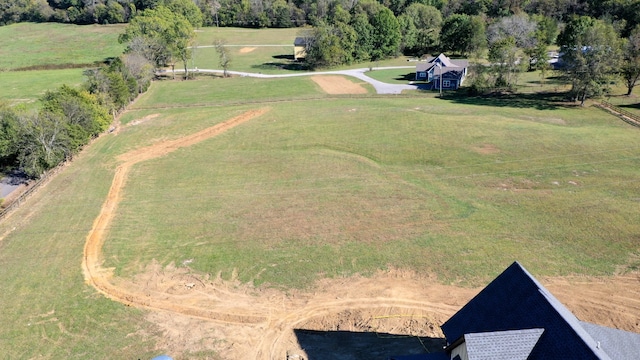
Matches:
[[82, 108, 271, 324]]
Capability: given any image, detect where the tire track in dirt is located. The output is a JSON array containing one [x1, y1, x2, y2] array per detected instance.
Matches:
[[82, 108, 270, 325]]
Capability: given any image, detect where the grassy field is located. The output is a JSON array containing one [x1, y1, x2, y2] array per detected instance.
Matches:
[[1, 24, 640, 358], [0, 23, 125, 106], [0, 23, 125, 70], [107, 80, 640, 289], [0, 68, 85, 105]]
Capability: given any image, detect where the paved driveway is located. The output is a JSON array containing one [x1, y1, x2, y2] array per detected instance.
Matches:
[[172, 67, 427, 94]]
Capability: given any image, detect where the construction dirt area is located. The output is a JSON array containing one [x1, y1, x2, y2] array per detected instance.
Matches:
[[77, 108, 640, 359]]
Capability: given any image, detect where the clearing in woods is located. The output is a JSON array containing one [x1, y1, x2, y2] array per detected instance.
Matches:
[[81, 108, 640, 359]]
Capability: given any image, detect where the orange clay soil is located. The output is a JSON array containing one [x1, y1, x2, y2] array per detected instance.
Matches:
[[82, 107, 640, 359], [311, 75, 368, 94]]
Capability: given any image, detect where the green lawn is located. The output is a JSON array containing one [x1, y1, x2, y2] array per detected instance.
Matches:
[[0, 23, 125, 70], [0, 68, 85, 106], [366, 67, 417, 84], [107, 84, 640, 289]]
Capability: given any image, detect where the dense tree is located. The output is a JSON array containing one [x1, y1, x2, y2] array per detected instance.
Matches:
[[622, 25, 640, 95], [350, 12, 374, 61], [119, 6, 196, 79], [558, 16, 624, 105], [370, 7, 401, 60], [487, 36, 525, 88], [399, 3, 441, 55], [17, 111, 70, 177], [0, 105, 20, 167], [40, 86, 111, 152], [439, 13, 486, 56], [163, 0, 204, 27], [305, 22, 355, 67]]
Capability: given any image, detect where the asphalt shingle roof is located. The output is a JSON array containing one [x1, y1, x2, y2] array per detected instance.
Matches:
[[463, 328, 544, 360], [580, 321, 640, 359], [441, 262, 614, 360]]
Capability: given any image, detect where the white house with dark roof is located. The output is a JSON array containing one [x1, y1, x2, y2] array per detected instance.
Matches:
[[415, 54, 468, 90], [390, 261, 640, 360]]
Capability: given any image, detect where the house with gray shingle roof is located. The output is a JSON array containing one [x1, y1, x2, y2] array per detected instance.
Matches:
[[415, 53, 468, 90], [390, 261, 640, 360]]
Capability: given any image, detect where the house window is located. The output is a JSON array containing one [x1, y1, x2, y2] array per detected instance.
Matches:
[[418, 72, 426, 78], [443, 80, 451, 88]]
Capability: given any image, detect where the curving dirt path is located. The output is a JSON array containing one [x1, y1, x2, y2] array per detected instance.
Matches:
[[82, 108, 271, 324], [82, 107, 640, 359]]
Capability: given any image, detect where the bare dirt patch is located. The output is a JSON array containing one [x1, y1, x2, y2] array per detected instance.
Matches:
[[129, 113, 160, 127], [239, 47, 257, 53], [81, 107, 640, 359], [472, 143, 500, 155], [311, 76, 368, 95], [133, 262, 640, 359]]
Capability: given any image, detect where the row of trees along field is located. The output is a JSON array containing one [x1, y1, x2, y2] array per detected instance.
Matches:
[[0, 1, 201, 178], [2, 0, 640, 29], [0, 51, 155, 178]]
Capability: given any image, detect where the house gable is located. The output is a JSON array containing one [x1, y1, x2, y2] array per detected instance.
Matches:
[[415, 53, 468, 88], [441, 262, 611, 360]]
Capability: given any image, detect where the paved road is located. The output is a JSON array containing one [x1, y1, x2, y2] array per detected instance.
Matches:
[[170, 66, 429, 94]]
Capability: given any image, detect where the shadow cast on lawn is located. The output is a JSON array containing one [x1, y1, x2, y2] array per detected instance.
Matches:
[[252, 61, 310, 71], [293, 329, 445, 360], [440, 91, 574, 111], [394, 73, 416, 81]]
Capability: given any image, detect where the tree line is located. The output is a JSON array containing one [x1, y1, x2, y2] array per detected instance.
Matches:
[[2, 0, 640, 31], [0, 56, 154, 178], [0, 1, 202, 179]]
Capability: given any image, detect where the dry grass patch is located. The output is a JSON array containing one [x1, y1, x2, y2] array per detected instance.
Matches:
[[311, 76, 368, 94]]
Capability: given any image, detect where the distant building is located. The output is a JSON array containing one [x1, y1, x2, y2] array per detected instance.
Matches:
[[391, 261, 640, 360], [415, 54, 468, 91], [294, 37, 308, 61]]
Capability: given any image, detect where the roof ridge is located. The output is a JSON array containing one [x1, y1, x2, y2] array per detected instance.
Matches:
[[511, 262, 612, 360]]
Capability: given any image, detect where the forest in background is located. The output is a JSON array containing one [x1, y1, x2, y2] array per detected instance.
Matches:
[[1, 0, 640, 31]]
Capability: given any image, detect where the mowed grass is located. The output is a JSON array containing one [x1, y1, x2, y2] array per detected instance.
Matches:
[[128, 75, 367, 110], [0, 136, 159, 358], [105, 82, 640, 289], [0, 68, 85, 105], [0, 22, 125, 70]]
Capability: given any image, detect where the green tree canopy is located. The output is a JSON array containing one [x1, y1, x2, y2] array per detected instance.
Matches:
[[622, 25, 640, 95], [558, 16, 624, 105], [370, 7, 401, 60], [440, 13, 486, 56], [119, 5, 195, 78]]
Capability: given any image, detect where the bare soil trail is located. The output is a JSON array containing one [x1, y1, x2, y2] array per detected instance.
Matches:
[[81, 107, 640, 359]]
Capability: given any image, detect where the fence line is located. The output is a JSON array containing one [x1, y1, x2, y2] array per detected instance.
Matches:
[[0, 170, 54, 222], [598, 101, 640, 128]]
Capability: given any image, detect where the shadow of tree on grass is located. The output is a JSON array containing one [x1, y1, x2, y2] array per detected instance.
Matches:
[[440, 91, 574, 111], [251, 55, 311, 71], [394, 73, 416, 81]]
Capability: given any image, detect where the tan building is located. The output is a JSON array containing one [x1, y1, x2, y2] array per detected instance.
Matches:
[[294, 37, 307, 61]]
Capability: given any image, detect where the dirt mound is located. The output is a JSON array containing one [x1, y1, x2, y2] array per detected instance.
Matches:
[[239, 47, 257, 53], [311, 75, 368, 94]]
